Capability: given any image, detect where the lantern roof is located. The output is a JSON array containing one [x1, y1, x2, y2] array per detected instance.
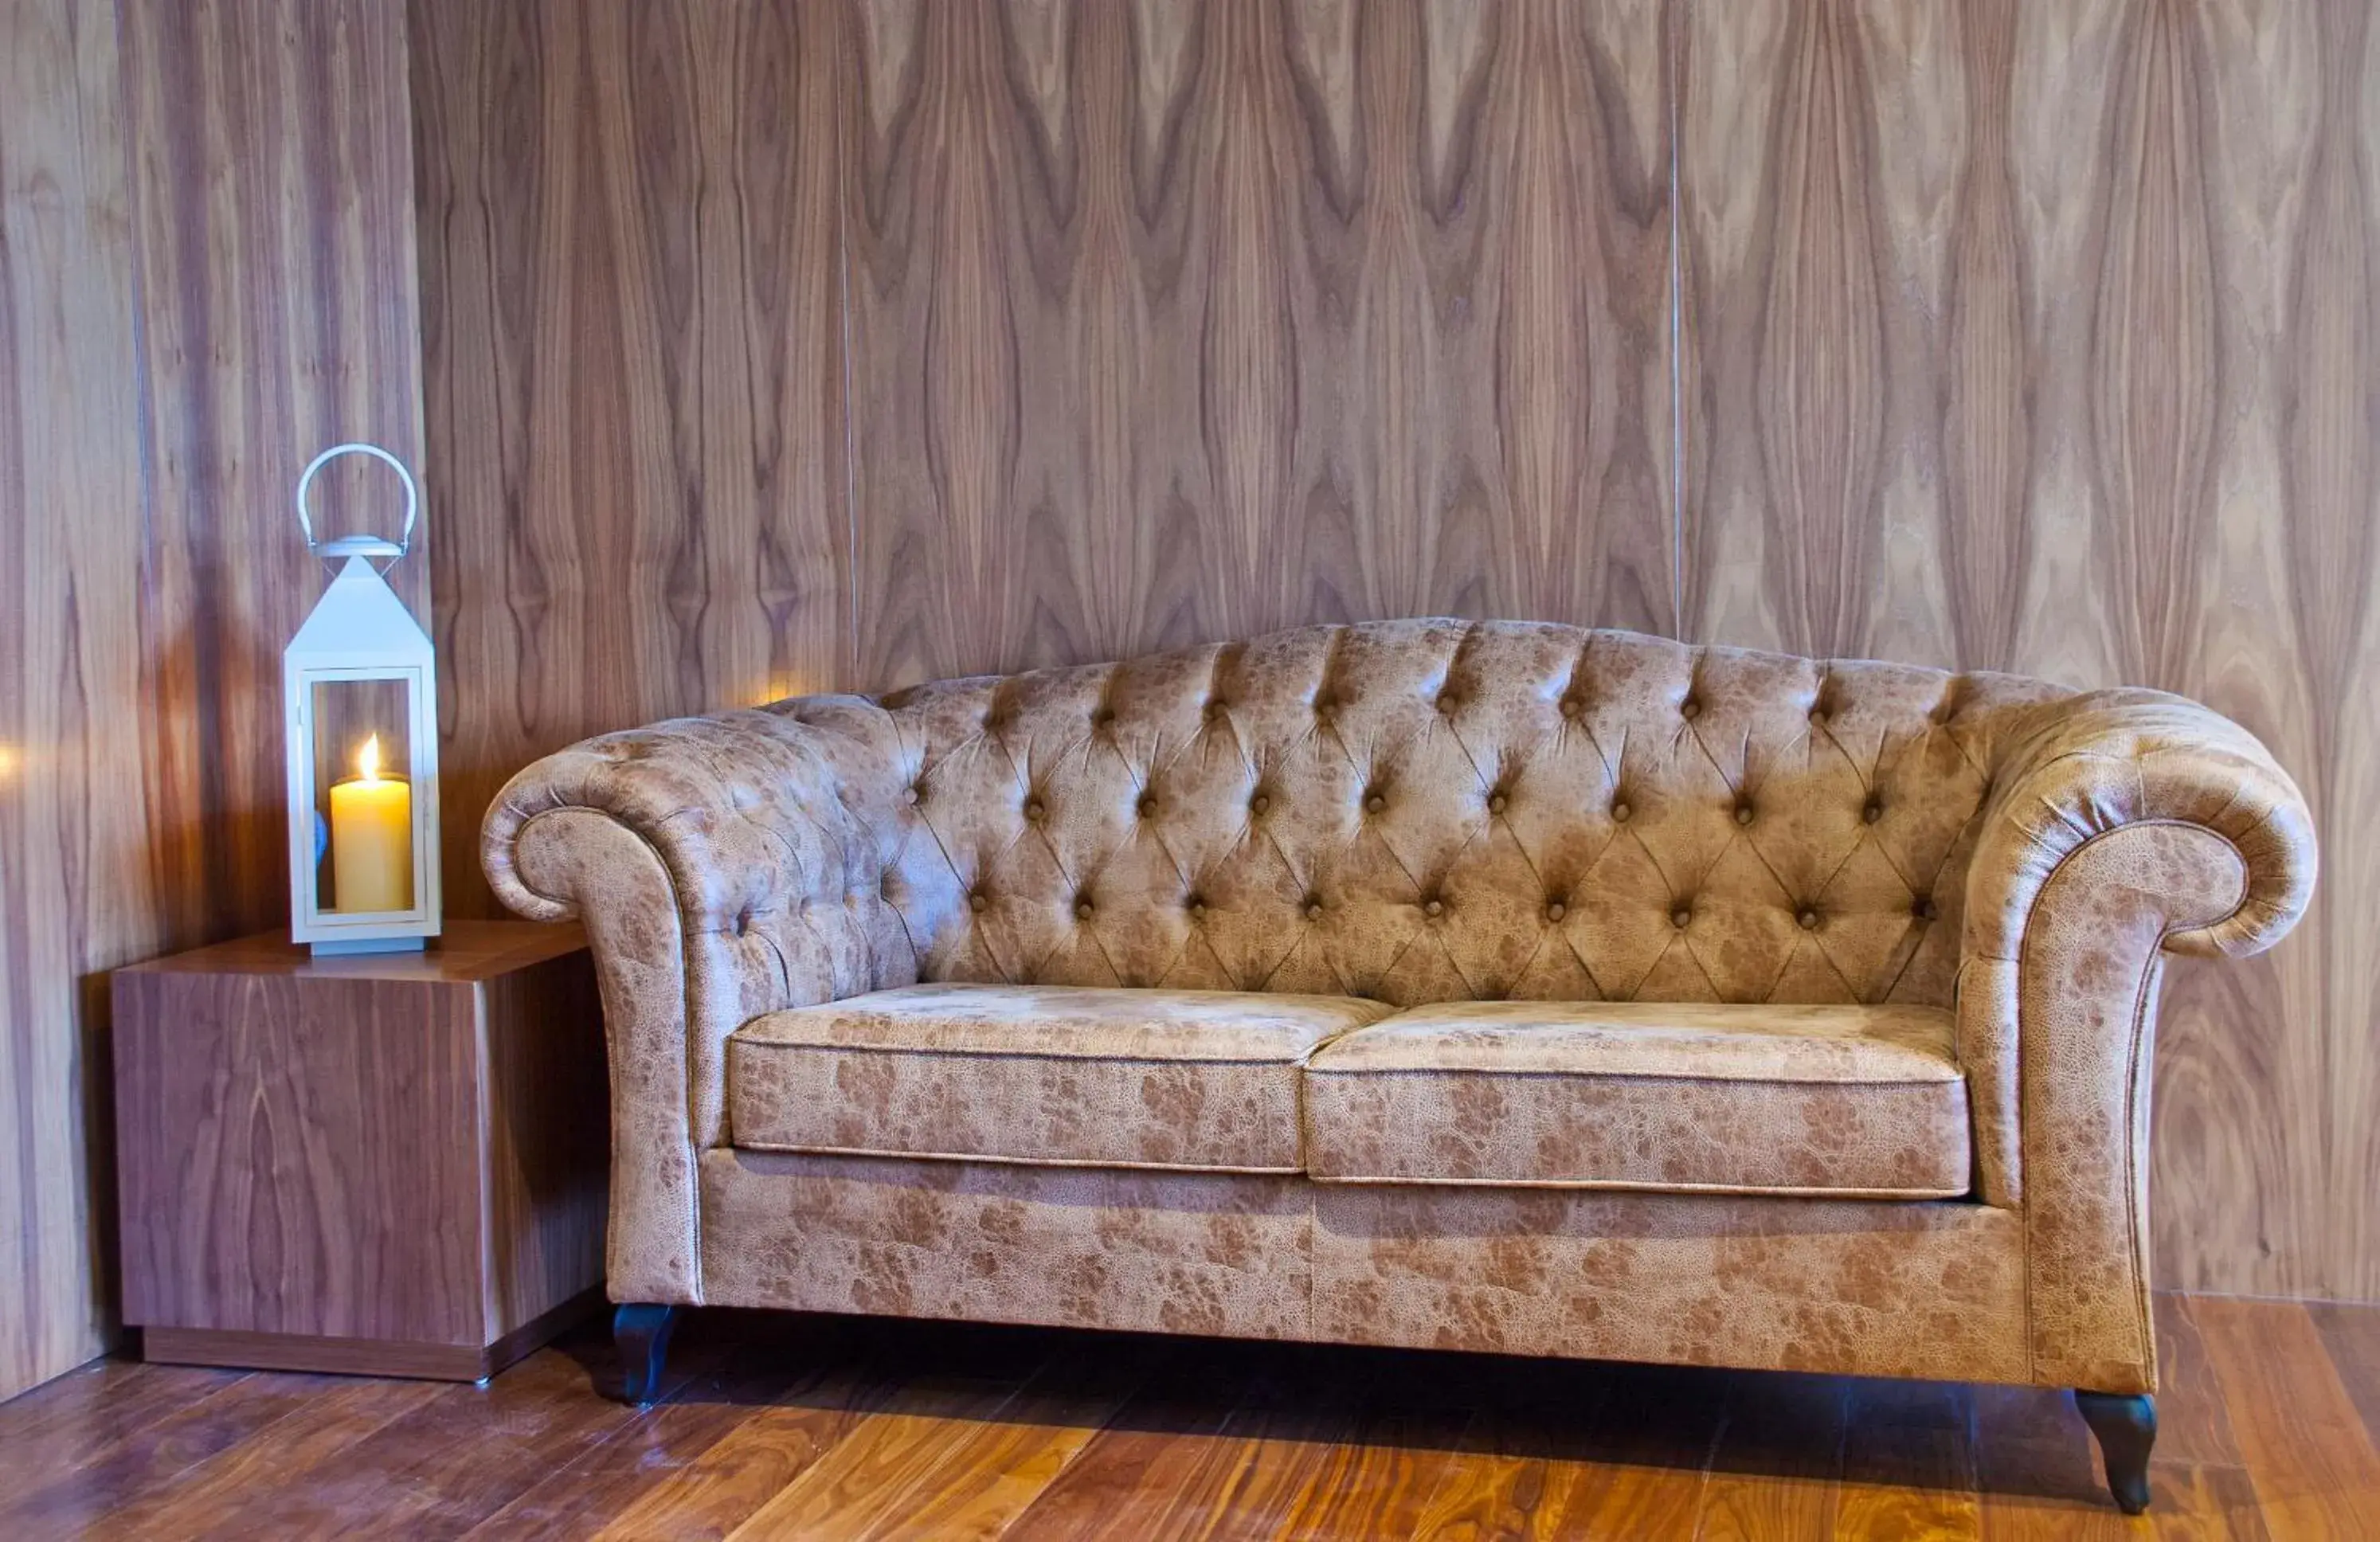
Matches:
[[286, 556, 433, 666]]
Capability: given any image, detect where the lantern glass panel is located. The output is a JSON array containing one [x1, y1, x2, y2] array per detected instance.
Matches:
[[308, 675, 417, 916]]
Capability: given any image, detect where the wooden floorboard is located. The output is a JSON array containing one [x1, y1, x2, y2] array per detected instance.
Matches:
[[0, 1294, 2374, 1539], [463, 1313, 859, 1540], [999, 1343, 1295, 1540], [0, 1360, 249, 1491], [1694, 1371, 1848, 1540], [76, 1376, 447, 1542], [2190, 1297, 2380, 1538], [0, 1370, 340, 1536], [1536, 1360, 1735, 1536], [2312, 1301, 2380, 1462]]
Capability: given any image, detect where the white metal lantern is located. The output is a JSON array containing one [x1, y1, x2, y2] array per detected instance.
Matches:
[[283, 443, 442, 954]]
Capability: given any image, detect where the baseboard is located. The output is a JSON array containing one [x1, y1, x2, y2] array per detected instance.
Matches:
[[139, 1286, 607, 1383]]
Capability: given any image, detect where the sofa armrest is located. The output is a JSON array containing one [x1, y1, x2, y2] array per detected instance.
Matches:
[[1966, 690, 2314, 964], [481, 699, 910, 1301], [1956, 689, 2315, 1389]]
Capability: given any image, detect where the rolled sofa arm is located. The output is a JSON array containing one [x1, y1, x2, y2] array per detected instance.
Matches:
[[482, 698, 911, 1302], [1956, 688, 2315, 1391], [1966, 689, 2315, 964]]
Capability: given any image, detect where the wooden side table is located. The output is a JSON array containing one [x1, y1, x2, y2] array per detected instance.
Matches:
[[112, 921, 610, 1380]]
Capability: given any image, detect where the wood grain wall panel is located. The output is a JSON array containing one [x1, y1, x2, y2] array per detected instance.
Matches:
[[842, 0, 1674, 691], [2148, 0, 2380, 1305], [1678, 0, 1970, 667], [3, 0, 429, 1399], [2293, 0, 2380, 1306], [410, 0, 849, 918], [2088, 0, 2333, 1305], [120, 0, 429, 944], [0, 0, 159, 1406], [1680, 0, 2379, 1300]]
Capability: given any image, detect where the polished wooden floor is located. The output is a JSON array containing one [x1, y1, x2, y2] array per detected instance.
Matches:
[[1, 1294, 2374, 1540]]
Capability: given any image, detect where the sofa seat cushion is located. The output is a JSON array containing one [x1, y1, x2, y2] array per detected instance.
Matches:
[[1302, 1002, 1971, 1197], [728, 983, 1390, 1172]]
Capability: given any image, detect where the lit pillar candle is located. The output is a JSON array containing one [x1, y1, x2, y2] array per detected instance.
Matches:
[[329, 734, 413, 911]]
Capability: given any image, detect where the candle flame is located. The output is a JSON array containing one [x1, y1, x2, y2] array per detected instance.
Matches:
[[358, 734, 383, 782]]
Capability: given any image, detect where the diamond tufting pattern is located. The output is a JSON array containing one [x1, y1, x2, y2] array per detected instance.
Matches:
[[851, 620, 2069, 1012]]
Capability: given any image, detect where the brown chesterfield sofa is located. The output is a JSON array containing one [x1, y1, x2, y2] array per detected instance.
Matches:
[[483, 620, 2314, 1513]]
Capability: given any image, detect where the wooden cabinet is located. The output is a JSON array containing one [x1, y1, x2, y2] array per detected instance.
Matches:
[[112, 922, 609, 1380]]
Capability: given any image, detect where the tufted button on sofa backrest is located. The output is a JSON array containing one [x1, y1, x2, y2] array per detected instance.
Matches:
[[801, 620, 2069, 1009]]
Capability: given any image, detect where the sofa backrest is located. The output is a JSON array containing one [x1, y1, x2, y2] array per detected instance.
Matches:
[[843, 619, 2069, 1009]]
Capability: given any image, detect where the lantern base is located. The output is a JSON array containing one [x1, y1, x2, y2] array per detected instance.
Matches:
[[307, 936, 428, 958]]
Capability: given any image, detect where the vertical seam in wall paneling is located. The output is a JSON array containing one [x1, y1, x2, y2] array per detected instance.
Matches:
[[832, 15, 861, 693], [1667, 0, 1686, 640], [114, 0, 167, 893]]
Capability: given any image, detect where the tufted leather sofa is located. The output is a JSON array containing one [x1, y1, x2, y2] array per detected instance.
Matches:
[[483, 619, 2314, 1512]]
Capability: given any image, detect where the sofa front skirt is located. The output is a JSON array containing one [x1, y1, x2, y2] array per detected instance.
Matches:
[[699, 1149, 1316, 1340], [698, 1150, 2034, 1387]]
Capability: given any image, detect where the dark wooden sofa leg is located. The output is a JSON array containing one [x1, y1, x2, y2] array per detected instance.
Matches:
[[2076, 1390, 2156, 1514], [614, 1304, 680, 1405]]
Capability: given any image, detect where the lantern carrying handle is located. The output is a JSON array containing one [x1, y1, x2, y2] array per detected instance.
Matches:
[[296, 442, 419, 568]]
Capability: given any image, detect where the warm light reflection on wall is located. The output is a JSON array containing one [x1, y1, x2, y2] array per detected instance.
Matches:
[[750, 675, 813, 708]]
